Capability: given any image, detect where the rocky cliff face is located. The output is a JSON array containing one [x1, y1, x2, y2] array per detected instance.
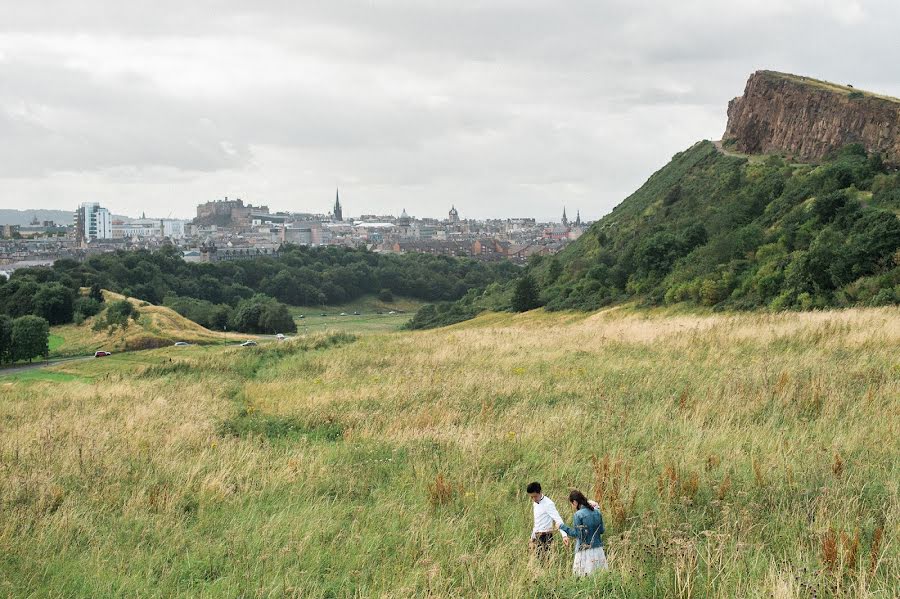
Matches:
[[723, 71, 900, 164]]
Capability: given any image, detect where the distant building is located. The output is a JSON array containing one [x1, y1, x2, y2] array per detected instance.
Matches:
[[75, 202, 113, 243], [561, 207, 569, 227], [333, 189, 343, 222], [448, 205, 460, 223], [195, 197, 268, 228]]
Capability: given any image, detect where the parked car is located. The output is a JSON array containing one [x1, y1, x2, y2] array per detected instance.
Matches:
[[353, 311, 360, 315], [240, 340, 258, 347], [340, 312, 348, 316], [320, 312, 327, 317], [174, 341, 190, 346], [94, 351, 112, 358], [388, 311, 396, 315], [298, 314, 305, 319], [275, 333, 285, 340]]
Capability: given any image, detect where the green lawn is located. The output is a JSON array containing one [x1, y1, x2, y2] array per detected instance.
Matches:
[[289, 294, 423, 334], [48, 333, 65, 353]]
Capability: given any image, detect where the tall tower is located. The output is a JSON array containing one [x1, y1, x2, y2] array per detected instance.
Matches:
[[561, 207, 569, 227], [448, 205, 459, 223], [333, 188, 343, 222], [575, 210, 582, 227]]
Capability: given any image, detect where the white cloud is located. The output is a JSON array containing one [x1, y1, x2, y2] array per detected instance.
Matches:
[[1, 0, 898, 221]]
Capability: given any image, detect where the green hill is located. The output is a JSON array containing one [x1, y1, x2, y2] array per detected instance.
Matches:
[[538, 141, 899, 311], [412, 140, 900, 329]]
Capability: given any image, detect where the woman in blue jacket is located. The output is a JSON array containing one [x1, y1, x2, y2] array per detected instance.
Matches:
[[559, 489, 608, 576]]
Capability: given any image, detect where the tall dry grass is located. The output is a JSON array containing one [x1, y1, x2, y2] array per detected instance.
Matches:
[[0, 307, 897, 597]]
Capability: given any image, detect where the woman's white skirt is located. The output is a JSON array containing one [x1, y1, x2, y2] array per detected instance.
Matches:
[[572, 546, 608, 576]]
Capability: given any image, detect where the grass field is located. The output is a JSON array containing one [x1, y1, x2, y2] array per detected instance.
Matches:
[[289, 295, 423, 335], [1, 307, 897, 598]]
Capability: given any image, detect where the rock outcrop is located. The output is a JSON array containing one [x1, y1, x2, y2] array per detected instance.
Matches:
[[723, 70, 900, 164]]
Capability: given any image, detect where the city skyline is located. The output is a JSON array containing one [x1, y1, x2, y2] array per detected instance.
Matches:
[[1, 2, 899, 221]]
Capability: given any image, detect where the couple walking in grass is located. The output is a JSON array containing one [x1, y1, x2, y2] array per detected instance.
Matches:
[[527, 481, 608, 577]]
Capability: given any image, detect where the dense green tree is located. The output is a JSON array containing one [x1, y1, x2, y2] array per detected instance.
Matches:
[[230, 295, 296, 334], [511, 275, 541, 312], [11, 315, 49, 363], [0, 314, 12, 363], [89, 283, 105, 303], [74, 297, 103, 319], [34, 283, 75, 325]]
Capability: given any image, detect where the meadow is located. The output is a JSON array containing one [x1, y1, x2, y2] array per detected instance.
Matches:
[[0, 307, 897, 598], [289, 295, 423, 335]]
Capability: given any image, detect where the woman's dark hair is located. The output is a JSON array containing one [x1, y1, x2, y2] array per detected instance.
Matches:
[[569, 490, 594, 510]]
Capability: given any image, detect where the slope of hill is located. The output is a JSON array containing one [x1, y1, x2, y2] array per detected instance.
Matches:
[[541, 138, 899, 310], [2, 308, 897, 596], [411, 137, 899, 329], [49, 291, 251, 357]]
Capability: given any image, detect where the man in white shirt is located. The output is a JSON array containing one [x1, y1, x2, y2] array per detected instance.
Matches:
[[527, 481, 568, 560]]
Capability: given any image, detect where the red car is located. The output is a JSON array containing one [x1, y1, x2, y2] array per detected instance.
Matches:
[[94, 351, 112, 358]]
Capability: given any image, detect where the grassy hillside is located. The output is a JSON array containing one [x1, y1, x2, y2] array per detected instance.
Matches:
[[49, 291, 255, 357], [543, 141, 900, 310], [418, 141, 898, 330], [1, 308, 897, 597]]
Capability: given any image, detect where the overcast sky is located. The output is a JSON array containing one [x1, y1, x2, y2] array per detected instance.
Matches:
[[1, 1, 898, 221]]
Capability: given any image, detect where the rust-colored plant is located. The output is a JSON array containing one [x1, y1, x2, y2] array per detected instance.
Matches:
[[679, 471, 700, 500], [752, 458, 766, 487], [774, 371, 790, 395], [591, 454, 634, 525], [869, 526, 883, 575], [831, 452, 844, 477], [427, 474, 455, 507], [822, 527, 838, 573], [716, 473, 731, 500], [657, 463, 679, 499], [841, 530, 860, 571]]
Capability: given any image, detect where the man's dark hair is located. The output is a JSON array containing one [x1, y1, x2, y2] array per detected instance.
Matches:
[[526, 482, 542, 494]]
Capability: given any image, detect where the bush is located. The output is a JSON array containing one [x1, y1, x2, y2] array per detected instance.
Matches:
[[511, 275, 541, 312], [377, 288, 394, 303], [74, 297, 103, 319]]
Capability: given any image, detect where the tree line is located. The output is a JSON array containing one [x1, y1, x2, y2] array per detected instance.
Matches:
[[0, 246, 517, 334]]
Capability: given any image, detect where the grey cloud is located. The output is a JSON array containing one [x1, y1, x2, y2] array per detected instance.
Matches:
[[0, 1, 898, 220]]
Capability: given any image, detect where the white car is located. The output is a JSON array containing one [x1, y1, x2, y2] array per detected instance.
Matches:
[[275, 333, 285, 340], [174, 341, 190, 346], [240, 340, 258, 347]]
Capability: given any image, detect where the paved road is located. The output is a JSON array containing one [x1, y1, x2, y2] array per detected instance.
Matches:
[[0, 355, 93, 377]]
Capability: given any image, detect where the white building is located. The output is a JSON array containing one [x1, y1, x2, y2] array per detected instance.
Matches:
[[75, 202, 112, 242], [162, 219, 186, 239], [111, 218, 187, 239]]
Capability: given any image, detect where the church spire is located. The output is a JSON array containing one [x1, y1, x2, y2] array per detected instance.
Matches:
[[561, 207, 568, 227], [333, 188, 343, 221], [575, 210, 581, 226]]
